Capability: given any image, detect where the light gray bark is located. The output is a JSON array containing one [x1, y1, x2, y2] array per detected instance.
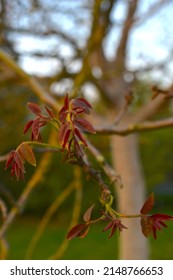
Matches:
[[111, 134, 149, 259]]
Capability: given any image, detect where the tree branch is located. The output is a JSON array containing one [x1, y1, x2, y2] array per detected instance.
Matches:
[[25, 180, 75, 259], [0, 50, 60, 110], [95, 117, 173, 135], [134, 0, 172, 26], [113, 0, 138, 71], [87, 140, 123, 188]]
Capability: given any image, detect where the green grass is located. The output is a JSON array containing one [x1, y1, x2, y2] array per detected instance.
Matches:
[[5, 216, 173, 260], [150, 223, 173, 260], [6, 217, 118, 260]]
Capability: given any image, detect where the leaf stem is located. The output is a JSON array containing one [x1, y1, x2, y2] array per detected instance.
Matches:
[[17, 141, 61, 151], [106, 204, 142, 219]]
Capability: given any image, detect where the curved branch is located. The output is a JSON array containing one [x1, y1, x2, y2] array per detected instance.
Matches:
[[25, 181, 75, 259], [0, 50, 60, 110], [49, 167, 83, 260]]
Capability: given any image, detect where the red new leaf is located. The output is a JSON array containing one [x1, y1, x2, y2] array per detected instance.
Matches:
[[141, 213, 173, 239], [59, 95, 69, 122], [58, 95, 95, 157], [74, 118, 95, 134], [45, 106, 54, 118], [27, 102, 42, 115], [103, 219, 127, 238], [32, 117, 48, 140], [64, 94, 69, 110], [5, 145, 37, 180], [71, 98, 92, 114], [74, 127, 87, 146], [23, 120, 34, 134], [67, 224, 88, 240], [140, 193, 155, 215], [32, 117, 41, 140], [77, 98, 92, 109], [13, 152, 25, 173], [62, 129, 71, 150], [13, 163, 23, 180], [5, 150, 25, 180], [5, 151, 15, 170], [58, 121, 70, 143], [77, 225, 90, 238]]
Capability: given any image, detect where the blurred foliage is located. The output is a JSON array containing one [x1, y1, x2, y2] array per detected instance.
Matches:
[[0, 0, 173, 260], [0, 83, 36, 153], [1, 81, 173, 215], [140, 128, 173, 189]]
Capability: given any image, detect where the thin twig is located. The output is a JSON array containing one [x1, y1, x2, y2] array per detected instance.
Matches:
[[113, 90, 133, 126], [77, 156, 111, 203], [87, 140, 123, 188], [0, 199, 7, 222], [25, 181, 75, 259], [0, 183, 16, 207], [49, 167, 83, 260], [0, 154, 8, 162]]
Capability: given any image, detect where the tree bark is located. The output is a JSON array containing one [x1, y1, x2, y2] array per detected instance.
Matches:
[[111, 133, 149, 259]]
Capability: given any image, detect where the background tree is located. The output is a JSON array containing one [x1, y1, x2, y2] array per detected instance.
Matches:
[[0, 0, 173, 259]]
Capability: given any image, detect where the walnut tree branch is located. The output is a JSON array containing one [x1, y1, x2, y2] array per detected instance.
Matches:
[[95, 117, 173, 136]]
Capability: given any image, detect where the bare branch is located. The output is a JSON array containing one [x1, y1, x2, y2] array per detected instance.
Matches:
[[0, 154, 8, 162], [113, 89, 133, 125], [134, 0, 172, 26], [0, 183, 16, 207], [114, 0, 138, 70], [49, 168, 82, 260], [133, 94, 167, 122], [25, 181, 75, 259], [73, 0, 115, 90], [95, 117, 173, 136], [87, 140, 123, 188], [0, 50, 60, 110], [6, 27, 80, 52], [77, 155, 111, 202]]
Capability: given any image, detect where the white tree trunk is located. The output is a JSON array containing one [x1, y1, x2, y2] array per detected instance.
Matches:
[[111, 134, 149, 259]]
